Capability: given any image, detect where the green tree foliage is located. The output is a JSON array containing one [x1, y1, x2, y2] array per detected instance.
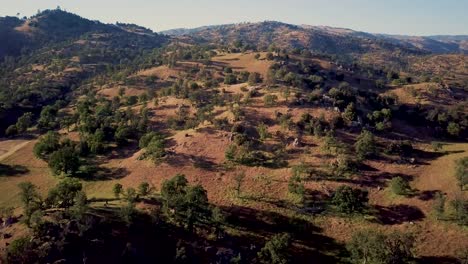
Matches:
[[332, 186, 368, 214], [45, 178, 83, 208], [124, 187, 138, 203], [234, 172, 245, 197], [257, 233, 291, 264], [455, 157, 468, 190], [257, 122, 271, 141], [161, 174, 211, 231], [5, 125, 18, 137], [7, 236, 38, 263], [138, 182, 150, 196], [33, 131, 60, 159], [18, 182, 42, 226], [224, 74, 237, 85], [354, 130, 377, 160], [342, 102, 356, 123], [15, 112, 33, 133], [347, 230, 414, 264], [447, 122, 461, 136], [88, 128, 105, 154], [139, 132, 166, 162], [288, 173, 305, 198], [433, 192, 446, 220], [450, 198, 467, 226], [390, 176, 411, 196], [114, 125, 133, 145], [48, 147, 81, 176], [113, 183, 123, 199], [248, 72, 262, 85], [264, 94, 278, 107], [38, 105, 58, 130]]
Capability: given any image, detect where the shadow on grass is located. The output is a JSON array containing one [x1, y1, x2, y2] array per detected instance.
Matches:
[[0, 164, 29, 176], [221, 205, 347, 263], [416, 256, 461, 264], [373, 204, 425, 225]]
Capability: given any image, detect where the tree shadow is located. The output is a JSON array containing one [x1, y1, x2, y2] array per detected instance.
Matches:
[[85, 167, 130, 181], [373, 204, 425, 225], [0, 164, 29, 177], [417, 190, 440, 201], [165, 152, 220, 171], [416, 256, 460, 264], [220, 205, 346, 263]]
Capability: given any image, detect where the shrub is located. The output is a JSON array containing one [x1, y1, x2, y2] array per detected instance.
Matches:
[[257, 233, 291, 264], [33, 131, 60, 159], [248, 72, 262, 85], [455, 157, 468, 190], [257, 122, 271, 141], [45, 178, 83, 208], [48, 147, 81, 176], [263, 94, 278, 107], [138, 182, 151, 196], [332, 186, 368, 214], [113, 183, 123, 199], [390, 176, 411, 196], [224, 74, 237, 85], [354, 130, 377, 160], [347, 230, 414, 264], [5, 125, 18, 137]]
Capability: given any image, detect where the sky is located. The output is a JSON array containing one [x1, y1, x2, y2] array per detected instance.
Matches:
[[0, 0, 467, 35]]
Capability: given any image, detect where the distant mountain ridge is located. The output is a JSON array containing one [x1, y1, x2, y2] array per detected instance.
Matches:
[[0, 9, 166, 58], [161, 21, 468, 54]]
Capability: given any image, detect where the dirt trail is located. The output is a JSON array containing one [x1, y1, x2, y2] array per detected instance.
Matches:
[[0, 140, 31, 162]]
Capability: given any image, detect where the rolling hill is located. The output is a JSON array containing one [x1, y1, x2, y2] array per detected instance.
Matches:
[[162, 21, 468, 54]]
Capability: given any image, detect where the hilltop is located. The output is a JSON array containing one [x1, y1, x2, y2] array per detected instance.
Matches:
[[161, 21, 468, 54]]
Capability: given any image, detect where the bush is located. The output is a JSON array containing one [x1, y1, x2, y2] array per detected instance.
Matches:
[[257, 233, 291, 264], [45, 178, 83, 208], [33, 131, 60, 159], [113, 183, 123, 198], [455, 157, 468, 190], [354, 130, 377, 160], [264, 94, 278, 107], [48, 147, 81, 176], [257, 122, 270, 141], [390, 176, 411, 196], [332, 186, 368, 214], [5, 125, 18, 137], [138, 182, 150, 196], [224, 74, 237, 85], [248, 72, 262, 85], [347, 230, 414, 264]]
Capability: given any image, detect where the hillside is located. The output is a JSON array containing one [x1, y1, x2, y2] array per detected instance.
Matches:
[[0, 9, 166, 59], [162, 21, 468, 55]]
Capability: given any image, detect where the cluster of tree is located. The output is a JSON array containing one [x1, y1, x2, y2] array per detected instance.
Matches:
[[225, 124, 287, 168]]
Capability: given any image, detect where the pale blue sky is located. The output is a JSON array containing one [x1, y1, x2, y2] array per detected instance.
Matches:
[[1, 0, 467, 35]]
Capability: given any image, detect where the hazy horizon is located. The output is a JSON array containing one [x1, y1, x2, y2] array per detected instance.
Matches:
[[1, 0, 467, 36]]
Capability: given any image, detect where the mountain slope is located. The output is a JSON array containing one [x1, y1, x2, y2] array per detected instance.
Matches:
[[162, 21, 467, 55], [0, 9, 167, 59]]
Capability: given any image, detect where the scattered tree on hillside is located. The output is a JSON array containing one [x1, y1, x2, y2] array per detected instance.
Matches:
[[48, 147, 81, 176], [390, 176, 412, 196], [455, 157, 468, 191], [257, 233, 291, 264], [332, 185, 368, 214], [113, 183, 123, 199], [18, 182, 42, 227], [354, 130, 377, 160], [33, 131, 60, 159], [347, 229, 414, 264]]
